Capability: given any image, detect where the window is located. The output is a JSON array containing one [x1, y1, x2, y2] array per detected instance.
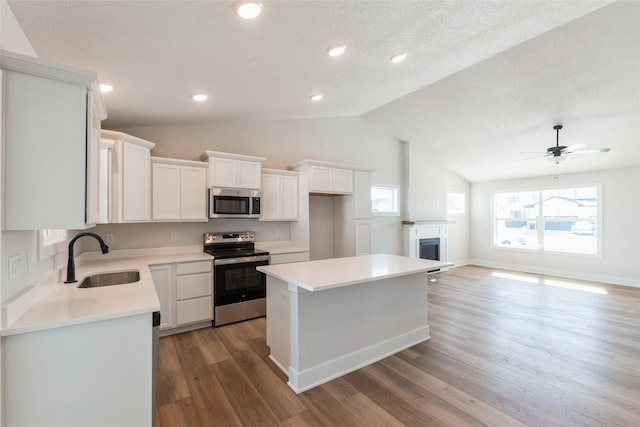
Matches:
[[493, 186, 600, 255], [372, 184, 399, 216], [39, 229, 67, 261], [447, 191, 466, 215]]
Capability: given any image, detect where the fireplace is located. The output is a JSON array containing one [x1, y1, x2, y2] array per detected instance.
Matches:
[[419, 237, 440, 261], [403, 222, 449, 272]]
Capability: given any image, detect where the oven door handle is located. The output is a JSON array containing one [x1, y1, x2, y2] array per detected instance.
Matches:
[[214, 255, 270, 266]]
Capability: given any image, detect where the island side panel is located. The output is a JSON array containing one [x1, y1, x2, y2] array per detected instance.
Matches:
[[287, 271, 429, 393], [265, 276, 291, 374]]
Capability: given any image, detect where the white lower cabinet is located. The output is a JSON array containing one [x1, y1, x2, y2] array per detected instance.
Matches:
[[3, 313, 154, 427], [150, 260, 213, 333], [355, 220, 372, 255], [149, 264, 174, 330]]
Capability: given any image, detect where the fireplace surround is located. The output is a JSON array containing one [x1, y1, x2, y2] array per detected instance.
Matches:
[[403, 222, 450, 271]]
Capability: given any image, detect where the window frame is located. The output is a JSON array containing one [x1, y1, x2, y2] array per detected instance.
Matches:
[[371, 183, 400, 217], [447, 191, 466, 216], [491, 183, 602, 257]]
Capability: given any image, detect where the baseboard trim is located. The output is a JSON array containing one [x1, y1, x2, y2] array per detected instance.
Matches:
[[287, 326, 430, 394], [467, 259, 640, 289]]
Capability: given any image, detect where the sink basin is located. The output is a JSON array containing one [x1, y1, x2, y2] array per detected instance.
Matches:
[[78, 270, 140, 288]]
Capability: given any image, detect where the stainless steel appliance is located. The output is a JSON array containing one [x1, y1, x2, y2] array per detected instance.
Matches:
[[209, 188, 261, 218], [204, 232, 270, 326]]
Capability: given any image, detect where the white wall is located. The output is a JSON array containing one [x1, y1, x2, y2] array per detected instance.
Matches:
[[469, 166, 640, 287], [446, 171, 470, 265], [117, 116, 406, 255], [405, 139, 449, 221]]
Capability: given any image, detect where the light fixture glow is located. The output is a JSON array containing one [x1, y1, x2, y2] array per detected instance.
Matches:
[[310, 94, 323, 102], [390, 52, 408, 63], [233, 1, 263, 19], [191, 94, 208, 102], [100, 84, 113, 93], [547, 154, 568, 163], [326, 44, 346, 57]]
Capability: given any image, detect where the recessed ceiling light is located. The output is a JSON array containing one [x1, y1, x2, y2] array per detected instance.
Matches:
[[233, 1, 263, 19], [100, 83, 113, 93], [310, 94, 323, 102], [192, 94, 208, 102], [390, 52, 408, 64], [326, 44, 346, 57]]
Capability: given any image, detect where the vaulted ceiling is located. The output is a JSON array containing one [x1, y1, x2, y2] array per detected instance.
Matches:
[[8, 0, 639, 182]]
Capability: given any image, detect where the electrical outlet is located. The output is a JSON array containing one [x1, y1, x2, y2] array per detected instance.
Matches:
[[106, 233, 115, 244], [274, 228, 280, 237], [170, 231, 177, 241], [9, 255, 21, 281], [27, 249, 32, 270]]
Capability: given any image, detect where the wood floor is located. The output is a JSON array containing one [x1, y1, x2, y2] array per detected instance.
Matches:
[[155, 265, 640, 427]]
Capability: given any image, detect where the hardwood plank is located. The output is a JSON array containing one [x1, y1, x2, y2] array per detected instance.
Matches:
[[340, 392, 405, 427], [175, 342, 242, 426], [192, 325, 232, 364], [210, 358, 281, 426], [297, 385, 371, 426], [156, 335, 190, 406], [216, 324, 308, 422], [156, 397, 202, 427]]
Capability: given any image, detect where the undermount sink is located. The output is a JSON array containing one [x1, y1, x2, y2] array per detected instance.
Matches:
[[78, 270, 140, 288]]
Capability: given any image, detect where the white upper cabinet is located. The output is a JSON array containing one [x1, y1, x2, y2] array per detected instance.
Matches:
[[200, 150, 265, 189], [294, 161, 354, 195], [261, 169, 299, 221], [1, 50, 107, 230], [100, 130, 155, 223], [151, 157, 208, 221]]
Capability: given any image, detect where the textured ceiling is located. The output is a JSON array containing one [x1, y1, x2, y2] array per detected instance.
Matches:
[[7, 0, 639, 182]]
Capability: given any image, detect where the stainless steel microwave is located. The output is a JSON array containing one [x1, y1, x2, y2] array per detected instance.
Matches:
[[209, 188, 261, 218]]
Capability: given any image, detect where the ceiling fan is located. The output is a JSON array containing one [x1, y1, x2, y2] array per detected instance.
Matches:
[[521, 125, 610, 164]]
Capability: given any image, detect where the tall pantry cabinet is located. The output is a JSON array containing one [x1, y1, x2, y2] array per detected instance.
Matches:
[[1, 50, 107, 230]]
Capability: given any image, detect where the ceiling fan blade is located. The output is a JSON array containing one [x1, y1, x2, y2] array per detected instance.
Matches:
[[518, 153, 550, 161], [568, 147, 611, 154], [563, 143, 586, 152]]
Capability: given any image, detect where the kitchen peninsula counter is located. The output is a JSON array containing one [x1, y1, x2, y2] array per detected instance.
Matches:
[[2, 250, 213, 336], [258, 253, 452, 393]]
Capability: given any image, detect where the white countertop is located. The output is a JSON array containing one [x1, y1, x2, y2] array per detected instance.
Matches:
[[255, 240, 309, 255], [2, 252, 213, 336], [257, 253, 452, 292]]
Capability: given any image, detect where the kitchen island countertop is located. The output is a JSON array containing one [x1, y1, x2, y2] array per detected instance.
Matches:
[[257, 253, 452, 292]]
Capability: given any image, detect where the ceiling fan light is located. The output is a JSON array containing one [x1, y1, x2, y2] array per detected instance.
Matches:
[[548, 154, 568, 163], [233, 1, 263, 19]]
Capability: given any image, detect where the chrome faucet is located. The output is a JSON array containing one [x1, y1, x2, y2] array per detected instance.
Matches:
[[65, 232, 109, 283]]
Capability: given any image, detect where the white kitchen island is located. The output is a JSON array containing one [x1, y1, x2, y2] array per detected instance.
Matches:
[[257, 253, 452, 393]]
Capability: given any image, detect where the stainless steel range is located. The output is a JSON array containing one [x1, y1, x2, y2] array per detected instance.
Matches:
[[204, 232, 270, 326]]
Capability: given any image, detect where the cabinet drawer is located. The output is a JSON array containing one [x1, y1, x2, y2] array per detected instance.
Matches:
[[176, 260, 212, 275], [176, 296, 213, 325], [176, 273, 212, 300]]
